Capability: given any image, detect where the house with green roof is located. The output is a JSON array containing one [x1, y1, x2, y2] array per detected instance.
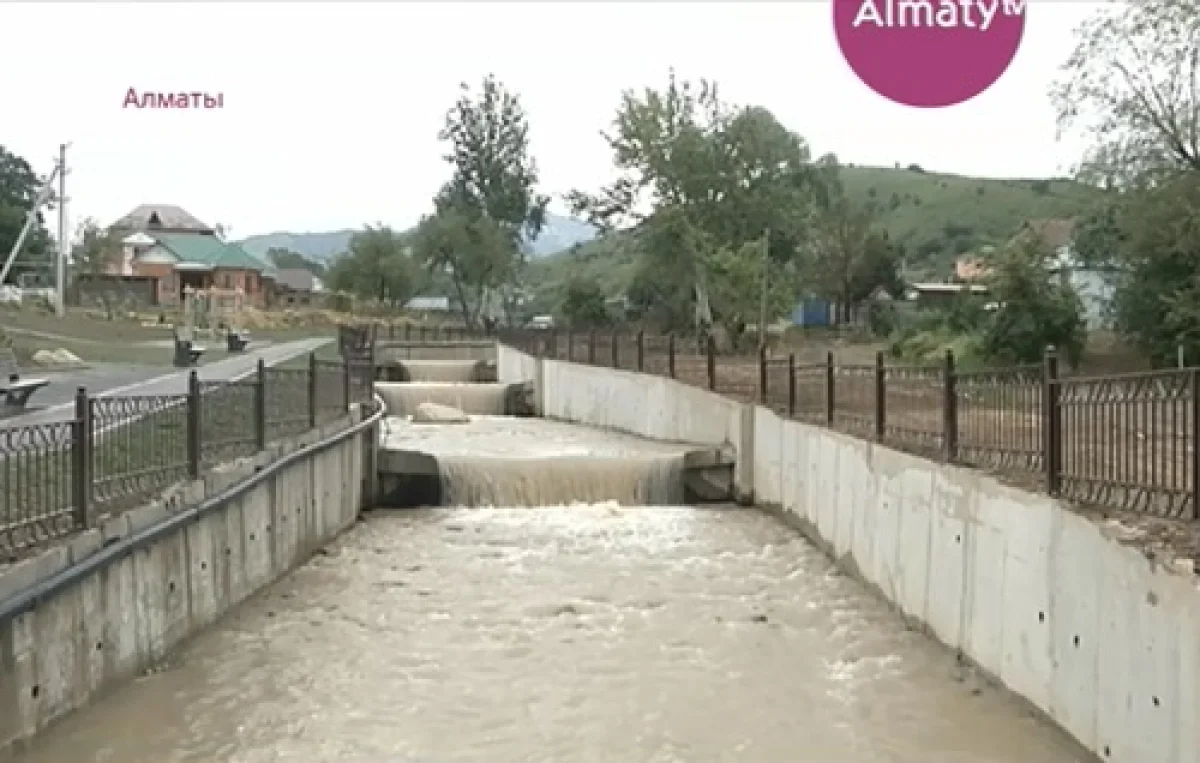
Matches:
[[131, 232, 272, 307]]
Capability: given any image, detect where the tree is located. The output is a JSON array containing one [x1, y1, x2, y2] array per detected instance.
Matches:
[[982, 234, 1086, 366], [560, 277, 610, 327], [410, 207, 512, 327], [1107, 173, 1200, 364], [0, 145, 54, 283], [1051, 1, 1200, 185], [266, 247, 325, 277], [71, 218, 121, 275], [324, 225, 415, 306], [569, 71, 818, 335], [807, 166, 904, 323], [432, 74, 549, 326]]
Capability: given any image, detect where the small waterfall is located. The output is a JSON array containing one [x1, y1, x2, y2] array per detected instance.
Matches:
[[401, 360, 483, 382], [376, 382, 508, 416], [437, 453, 686, 507]]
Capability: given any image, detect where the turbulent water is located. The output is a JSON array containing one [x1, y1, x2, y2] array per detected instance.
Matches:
[[17, 505, 1092, 763], [382, 416, 698, 506], [375, 382, 509, 416]]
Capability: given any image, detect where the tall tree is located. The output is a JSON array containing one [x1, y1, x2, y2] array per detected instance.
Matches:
[[1051, 0, 1200, 185], [569, 71, 817, 333], [807, 165, 904, 323], [1053, 2, 1200, 362], [324, 225, 415, 306], [0, 145, 54, 283], [71, 218, 121, 275], [410, 207, 511, 327], [432, 74, 548, 326]]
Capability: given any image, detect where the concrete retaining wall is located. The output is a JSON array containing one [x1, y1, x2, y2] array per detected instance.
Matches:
[[0, 407, 376, 754], [497, 344, 1200, 763]]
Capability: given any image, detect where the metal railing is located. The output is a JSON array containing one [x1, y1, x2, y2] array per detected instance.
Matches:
[[0, 353, 376, 556], [507, 328, 1200, 521]]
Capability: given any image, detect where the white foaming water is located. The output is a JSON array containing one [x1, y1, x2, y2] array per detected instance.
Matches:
[[400, 359, 483, 382], [438, 453, 686, 507], [381, 415, 699, 508], [376, 382, 508, 416]]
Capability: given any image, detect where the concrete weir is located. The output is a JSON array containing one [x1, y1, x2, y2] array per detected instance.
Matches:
[[497, 344, 1200, 763], [378, 414, 735, 507]]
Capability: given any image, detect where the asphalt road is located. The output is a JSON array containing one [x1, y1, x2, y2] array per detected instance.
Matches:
[[3, 338, 334, 430]]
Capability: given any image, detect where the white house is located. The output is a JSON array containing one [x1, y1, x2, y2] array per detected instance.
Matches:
[[1020, 218, 1120, 330]]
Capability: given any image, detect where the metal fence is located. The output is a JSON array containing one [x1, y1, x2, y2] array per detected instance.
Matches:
[[509, 329, 1200, 521], [0, 353, 376, 556]]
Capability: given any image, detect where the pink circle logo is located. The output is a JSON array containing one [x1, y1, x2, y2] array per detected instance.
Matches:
[[833, 0, 1026, 108]]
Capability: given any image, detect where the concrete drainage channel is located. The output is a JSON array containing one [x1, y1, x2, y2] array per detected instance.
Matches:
[[373, 355, 736, 510]]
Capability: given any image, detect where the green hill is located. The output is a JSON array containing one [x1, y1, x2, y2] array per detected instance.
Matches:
[[522, 166, 1105, 309]]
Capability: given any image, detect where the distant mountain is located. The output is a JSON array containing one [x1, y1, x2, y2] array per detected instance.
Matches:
[[237, 230, 357, 263], [237, 213, 597, 265]]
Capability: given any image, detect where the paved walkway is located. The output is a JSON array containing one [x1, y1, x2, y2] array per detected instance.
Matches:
[[5, 337, 333, 429]]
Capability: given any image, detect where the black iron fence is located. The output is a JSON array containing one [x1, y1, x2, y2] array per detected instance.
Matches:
[[0, 353, 375, 556], [508, 329, 1200, 521]]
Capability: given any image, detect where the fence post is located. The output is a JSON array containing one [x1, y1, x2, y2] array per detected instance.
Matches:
[[788, 354, 797, 418], [706, 334, 717, 391], [637, 330, 645, 372], [71, 387, 90, 529], [405, 323, 412, 341], [943, 349, 958, 461], [825, 350, 835, 422], [254, 358, 267, 450], [1043, 347, 1062, 496], [420, 325, 427, 342], [1192, 370, 1200, 519], [611, 331, 620, 368], [668, 333, 676, 379], [186, 371, 201, 479], [342, 356, 352, 413], [875, 351, 886, 442], [758, 344, 768, 404], [588, 329, 597, 365], [547, 330, 558, 359], [307, 352, 318, 429], [566, 329, 574, 362], [388, 323, 395, 340]]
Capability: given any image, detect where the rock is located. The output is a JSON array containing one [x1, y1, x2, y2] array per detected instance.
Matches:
[[411, 402, 469, 424], [32, 348, 83, 367]]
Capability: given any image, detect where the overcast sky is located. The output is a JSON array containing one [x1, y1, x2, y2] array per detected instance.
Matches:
[[0, 1, 1098, 240]]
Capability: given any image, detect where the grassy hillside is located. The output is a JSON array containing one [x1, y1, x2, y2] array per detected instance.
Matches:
[[523, 166, 1106, 308], [838, 165, 1104, 273]]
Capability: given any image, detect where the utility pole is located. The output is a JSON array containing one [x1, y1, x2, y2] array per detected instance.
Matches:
[[757, 227, 770, 349], [55, 143, 69, 317]]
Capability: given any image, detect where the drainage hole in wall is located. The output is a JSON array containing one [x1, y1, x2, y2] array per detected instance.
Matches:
[[168, 581, 175, 593], [30, 685, 39, 699], [200, 561, 207, 571], [955, 534, 961, 543], [1104, 746, 1111, 757], [225, 547, 231, 556], [1038, 611, 1045, 623], [1073, 635, 1080, 647], [95, 641, 103, 652], [1153, 696, 1160, 707], [249, 533, 256, 541]]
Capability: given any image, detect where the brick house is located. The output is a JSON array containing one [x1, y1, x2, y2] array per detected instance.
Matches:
[[102, 204, 276, 308]]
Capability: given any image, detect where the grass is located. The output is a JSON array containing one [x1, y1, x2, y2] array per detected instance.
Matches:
[[522, 166, 1107, 308]]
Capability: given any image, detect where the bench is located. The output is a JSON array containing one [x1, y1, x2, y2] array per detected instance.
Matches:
[[226, 329, 251, 353], [172, 334, 206, 368], [0, 348, 49, 411]]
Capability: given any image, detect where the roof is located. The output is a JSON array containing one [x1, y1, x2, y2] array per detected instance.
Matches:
[[122, 232, 156, 246], [150, 233, 265, 272], [1020, 218, 1076, 250], [954, 256, 993, 282], [407, 296, 452, 311], [111, 204, 212, 232], [276, 268, 317, 291]]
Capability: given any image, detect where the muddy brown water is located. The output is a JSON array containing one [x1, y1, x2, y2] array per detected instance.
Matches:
[[16, 505, 1092, 763]]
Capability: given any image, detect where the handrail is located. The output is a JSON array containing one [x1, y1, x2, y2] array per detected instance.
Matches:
[[0, 397, 385, 627]]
